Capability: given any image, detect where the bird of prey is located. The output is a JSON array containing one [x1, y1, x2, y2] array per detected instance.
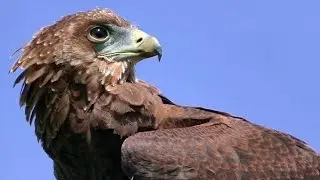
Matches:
[[11, 8, 319, 180]]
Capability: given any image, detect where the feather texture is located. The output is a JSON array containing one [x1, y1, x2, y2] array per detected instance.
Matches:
[[11, 8, 319, 180]]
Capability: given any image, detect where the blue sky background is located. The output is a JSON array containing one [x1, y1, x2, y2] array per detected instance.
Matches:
[[1, 1, 320, 179]]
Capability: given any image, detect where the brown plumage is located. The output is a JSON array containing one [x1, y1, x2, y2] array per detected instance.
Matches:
[[11, 8, 319, 180]]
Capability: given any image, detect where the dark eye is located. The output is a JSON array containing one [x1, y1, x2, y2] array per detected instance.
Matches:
[[88, 26, 109, 43]]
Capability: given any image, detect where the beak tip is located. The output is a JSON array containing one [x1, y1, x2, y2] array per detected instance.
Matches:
[[158, 54, 162, 62], [155, 46, 162, 62]]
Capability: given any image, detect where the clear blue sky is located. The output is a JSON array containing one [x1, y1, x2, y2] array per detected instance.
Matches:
[[1, 1, 320, 179]]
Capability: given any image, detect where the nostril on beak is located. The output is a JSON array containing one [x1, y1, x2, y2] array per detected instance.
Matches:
[[136, 37, 143, 43]]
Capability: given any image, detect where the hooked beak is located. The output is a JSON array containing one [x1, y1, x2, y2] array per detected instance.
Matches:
[[137, 35, 162, 61], [97, 27, 162, 62]]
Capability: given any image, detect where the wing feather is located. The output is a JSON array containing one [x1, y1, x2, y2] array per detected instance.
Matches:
[[122, 109, 320, 180]]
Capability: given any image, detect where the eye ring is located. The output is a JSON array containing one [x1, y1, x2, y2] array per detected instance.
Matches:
[[87, 25, 109, 43]]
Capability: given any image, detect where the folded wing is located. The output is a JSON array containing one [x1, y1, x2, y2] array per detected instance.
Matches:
[[121, 103, 320, 180]]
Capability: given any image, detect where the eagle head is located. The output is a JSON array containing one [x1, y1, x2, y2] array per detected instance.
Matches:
[[11, 8, 162, 89]]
